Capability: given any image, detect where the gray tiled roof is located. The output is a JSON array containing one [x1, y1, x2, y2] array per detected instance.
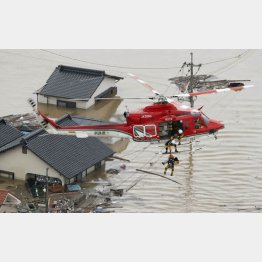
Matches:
[[0, 128, 47, 153], [23, 128, 48, 142], [56, 114, 78, 126], [38, 65, 122, 99], [0, 136, 23, 153], [26, 135, 114, 179], [0, 118, 23, 148]]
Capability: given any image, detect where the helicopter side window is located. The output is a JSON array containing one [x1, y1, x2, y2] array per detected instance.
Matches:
[[145, 125, 156, 137], [133, 125, 156, 138], [133, 125, 144, 138]]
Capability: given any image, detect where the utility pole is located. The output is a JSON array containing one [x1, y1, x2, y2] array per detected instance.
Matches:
[[45, 167, 49, 213], [185, 52, 201, 108], [189, 52, 194, 108]]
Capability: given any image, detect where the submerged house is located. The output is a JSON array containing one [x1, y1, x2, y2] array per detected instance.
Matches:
[[36, 65, 123, 109], [0, 119, 114, 185]]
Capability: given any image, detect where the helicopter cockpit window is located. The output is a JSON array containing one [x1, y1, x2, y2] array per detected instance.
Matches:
[[201, 114, 209, 125]]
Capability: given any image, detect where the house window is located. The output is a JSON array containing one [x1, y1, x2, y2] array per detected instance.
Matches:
[[95, 162, 101, 169], [22, 146, 27, 154], [57, 100, 76, 108]]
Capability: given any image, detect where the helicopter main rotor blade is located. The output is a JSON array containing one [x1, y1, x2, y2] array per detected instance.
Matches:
[[95, 97, 154, 100], [128, 73, 160, 96], [170, 84, 253, 98], [53, 97, 154, 101]]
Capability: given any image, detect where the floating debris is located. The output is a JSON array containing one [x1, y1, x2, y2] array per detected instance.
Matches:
[[110, 188, 124, 197], [106, 163, 127, 174]]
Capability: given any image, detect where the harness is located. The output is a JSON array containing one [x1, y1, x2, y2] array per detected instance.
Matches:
[[167, 157, 179, 167]]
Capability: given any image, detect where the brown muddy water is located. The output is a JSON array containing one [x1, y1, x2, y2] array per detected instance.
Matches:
[[0, 49, 262, 212]]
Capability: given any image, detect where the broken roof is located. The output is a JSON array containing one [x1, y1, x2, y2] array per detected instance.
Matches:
[[37, 65, 123, 100], [26, 135, 114, 179]]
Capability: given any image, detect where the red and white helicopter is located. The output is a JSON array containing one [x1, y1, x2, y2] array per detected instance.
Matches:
[[28, 73, 253, 142]]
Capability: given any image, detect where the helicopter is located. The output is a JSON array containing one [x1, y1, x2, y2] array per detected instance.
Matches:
[[27, 73, 253, 142]]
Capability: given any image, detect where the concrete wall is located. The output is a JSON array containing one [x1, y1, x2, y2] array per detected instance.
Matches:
[[37, 77, 117, 109], [0, 146, 65, 185]]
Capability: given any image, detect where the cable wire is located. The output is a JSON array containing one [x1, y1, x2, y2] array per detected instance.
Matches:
[[201, 50, 249, 66], [40, 49, 182, 70]]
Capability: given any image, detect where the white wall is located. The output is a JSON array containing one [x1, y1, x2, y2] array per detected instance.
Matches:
[[38, 94, 48, 103], [0, 146, 65, 185]]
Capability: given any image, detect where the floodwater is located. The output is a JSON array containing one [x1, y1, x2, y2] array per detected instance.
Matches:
[[0, 49, 262, 212]]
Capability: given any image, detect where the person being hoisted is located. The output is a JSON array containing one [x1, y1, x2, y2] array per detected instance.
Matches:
[[163, 154, 179, 176], [165, 136, 178, 154]]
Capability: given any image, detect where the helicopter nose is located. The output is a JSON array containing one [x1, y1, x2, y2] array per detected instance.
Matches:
[[209, 120, 224, 134], [217, 122, 224, 130]]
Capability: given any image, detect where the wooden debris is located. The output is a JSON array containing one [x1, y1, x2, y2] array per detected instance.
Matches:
[[111, 155, 130, 162]]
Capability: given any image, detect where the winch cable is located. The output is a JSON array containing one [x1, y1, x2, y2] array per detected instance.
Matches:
[[125, 150, 168, 192], [111, 142, 154, 188], [112, 141, 168, 191]]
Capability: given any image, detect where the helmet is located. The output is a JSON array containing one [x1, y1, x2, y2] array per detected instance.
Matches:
[[178, 129, 183, 134]]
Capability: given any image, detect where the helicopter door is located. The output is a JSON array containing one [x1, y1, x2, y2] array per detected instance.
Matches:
[[172, 120, 184, 135], [158, 122, 170, 138], [133, 125, 156, 139]]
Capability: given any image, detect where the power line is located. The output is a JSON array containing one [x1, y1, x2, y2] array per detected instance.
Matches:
[[0, 50, 61, 63], [201, 50, 249, 66], [208, 50, 251, 76], [0, 49, 250, 73], [40, 49, 182, 70]]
